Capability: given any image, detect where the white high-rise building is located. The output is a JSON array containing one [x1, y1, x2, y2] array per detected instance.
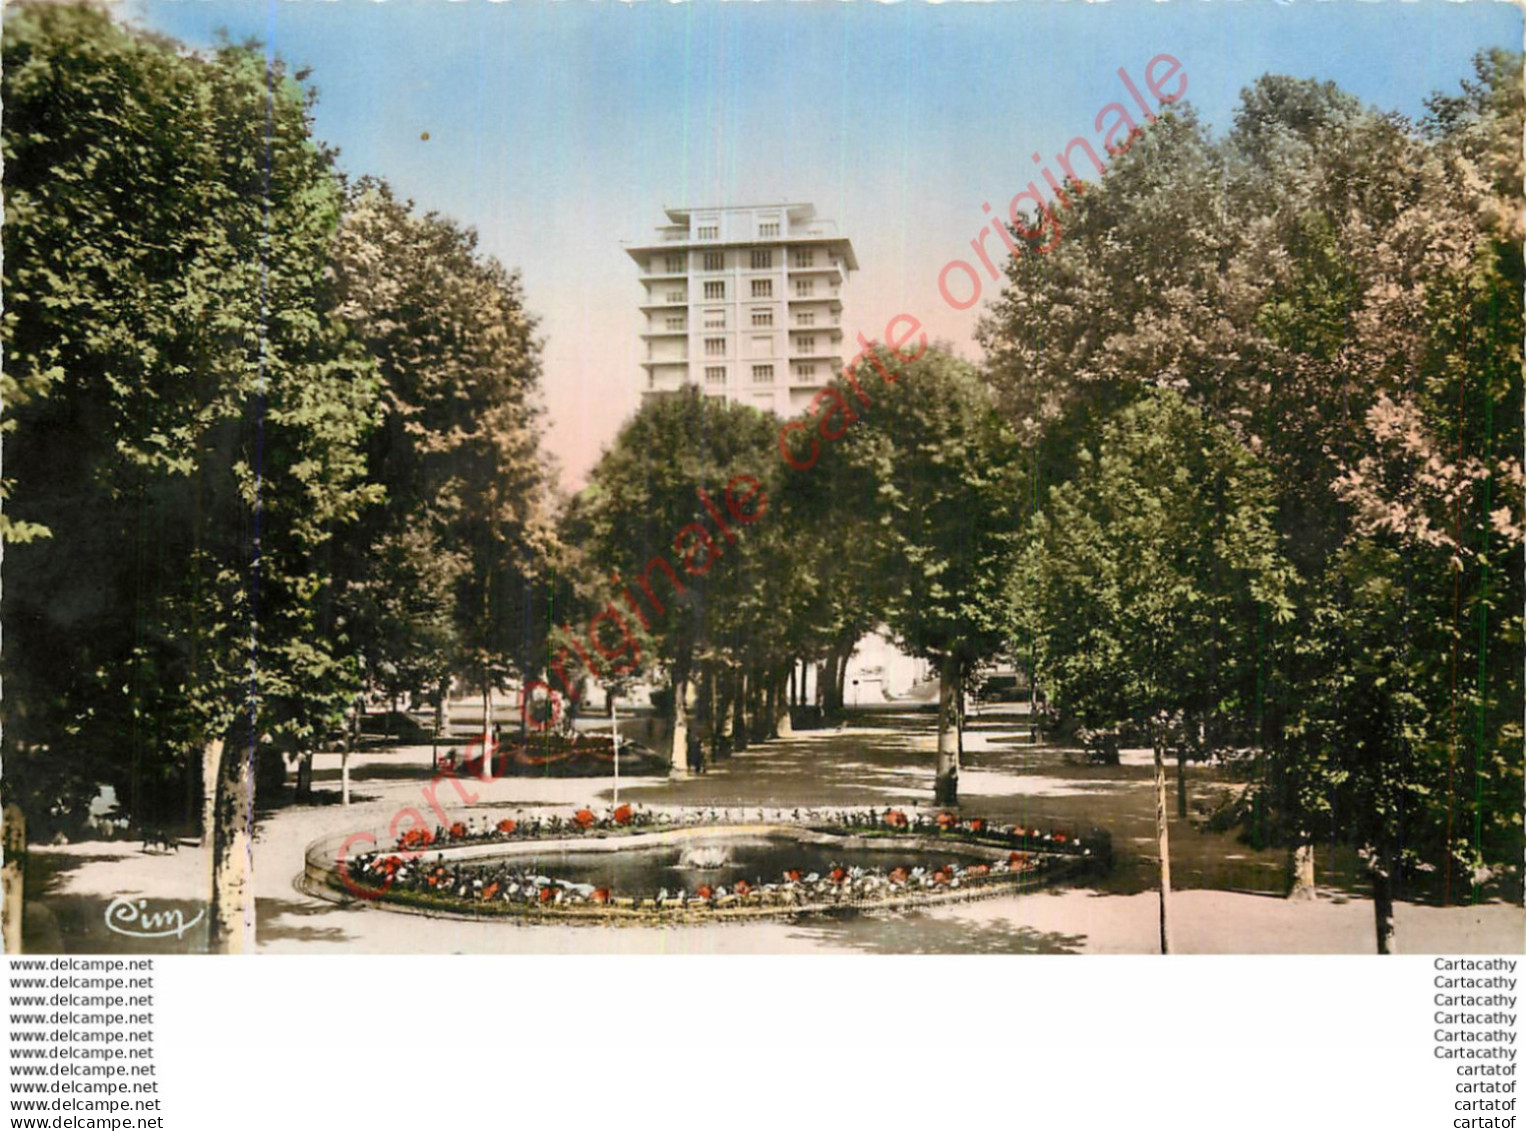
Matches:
[[625, 203, 857, 416]]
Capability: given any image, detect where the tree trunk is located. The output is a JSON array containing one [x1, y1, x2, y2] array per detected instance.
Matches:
[[789, 665, 798, 709], [1370, 853, 1397, 955], [774, 667, 794, 738], [733, 669, 750, 753], [1152, 726, 1174, 955], [200, 736, 223, 845], [669, 668, 692, 777], [704, 671, 720, 762], [1287, 839, 1316, 901], [688, 672, 707, 773], [716, 671, 735, 759], [834, 646, 850, 715], [295, 750, 313, 801], [955, 681, 965, 761], [3, 804, 25, 955], [1176, 747, 1188, 818], [209, 735, 254, 955], [431, 684, 442, 772], [934, 653, 960, 806], [480, 671, 493, 781], [750, 668, 768, 741]]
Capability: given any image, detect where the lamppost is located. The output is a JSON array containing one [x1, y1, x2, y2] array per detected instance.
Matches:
[[610, 685, 620, 807]]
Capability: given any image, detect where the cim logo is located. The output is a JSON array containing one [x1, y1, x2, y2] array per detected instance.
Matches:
[[104, 896, 205, 940]]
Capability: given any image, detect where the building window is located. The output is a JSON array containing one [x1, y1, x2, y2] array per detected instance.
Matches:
[[796, 335, 816, 354], [665, 316, 686, 331], [705, 366, 727, 385], [705, 338, 726, 358], [704, 308, 726, 329], [697, 225, 719, 240], [703, 251, 725, 271], [665, 290, 685, 304], [794, 362, 817, 380], [750, 249, 772, 270], [751, 309, 774, 328], [795, 279, 815, 297], [793, 249, 815, 268], [664, 253, 685, 273], [752, 364, 774, 383], [751, 279, 773, 299], [760, 220, 780, 238], [704, 281, 725, 300], [797, 312, 816, 326]]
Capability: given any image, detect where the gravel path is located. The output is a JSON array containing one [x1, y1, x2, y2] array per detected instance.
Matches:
[[22, 710, 1524, 954]]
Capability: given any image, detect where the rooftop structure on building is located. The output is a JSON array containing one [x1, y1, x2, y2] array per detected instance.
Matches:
[[625, 203, 857, 416]]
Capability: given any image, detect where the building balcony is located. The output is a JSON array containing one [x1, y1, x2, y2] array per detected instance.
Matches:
[[787, 263, 844, 283], [789, 295, 843, 312]]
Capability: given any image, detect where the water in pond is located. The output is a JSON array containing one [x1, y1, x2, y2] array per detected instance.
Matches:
[[467, 834, 994, 898]]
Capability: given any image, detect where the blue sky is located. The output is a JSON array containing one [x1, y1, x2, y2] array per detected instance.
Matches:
[[127, 0, 1522, 486]]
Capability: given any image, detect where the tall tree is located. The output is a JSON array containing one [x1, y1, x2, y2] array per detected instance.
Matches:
[[571, 389, 779, 772], [2, 6, 382, 950], [822, 348, 1023, 804], [979, 60, 1523, 949], [327, 179, 554, 745], [1019, 390, 1294, 952]]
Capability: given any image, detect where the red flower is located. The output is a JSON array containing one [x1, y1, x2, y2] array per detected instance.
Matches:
[[482, 882, 499, 900], [888, 867, 909, 885], [538, 886, 558, 903], [591, 888, 611, 904], [1009, 851, 1032, 871], [733, 880, 751, 897], [573, 809, 597, 829], [884, 809, 909, 829], [783, 869, 803, 883], [967, 818, 986, 834], [931, 868, 952, 885], [449, 822, 467, 838], [965, 864, 990, 878], [829, 867, 847, 883], [1053, 832, 1068, 844], [935, 812, 957, 830], [397, 827, 434, 850], [613, 804, 633, 826], [496, 819, 517, 834], [695, 885, 714, 900]]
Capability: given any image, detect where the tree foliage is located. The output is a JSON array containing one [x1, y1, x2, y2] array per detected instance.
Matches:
[[979, 54, 1524, 944]]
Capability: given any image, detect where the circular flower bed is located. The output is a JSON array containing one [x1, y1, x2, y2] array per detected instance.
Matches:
[[314, 806, 1109, 922]]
